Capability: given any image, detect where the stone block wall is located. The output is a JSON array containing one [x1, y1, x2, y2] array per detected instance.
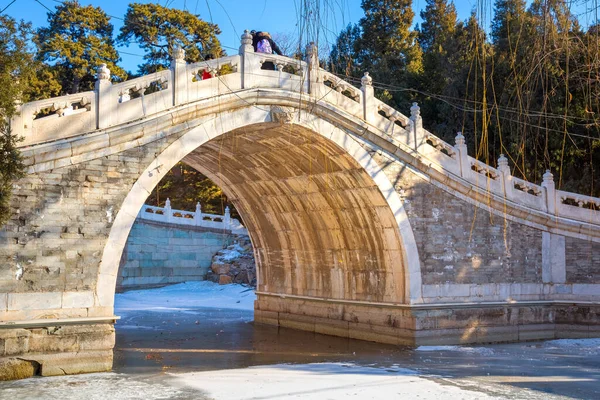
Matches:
[[566, 236, 600, 284], [374, 154, 544, 286], [0, 132, 183, 323], [117, 219, 234, 290]]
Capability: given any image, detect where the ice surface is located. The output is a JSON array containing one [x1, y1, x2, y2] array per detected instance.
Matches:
[[169, 362, 504, 399], [543, 338, 600, 354], [115, 281, 256, 313], [416, 345, 494, 355]]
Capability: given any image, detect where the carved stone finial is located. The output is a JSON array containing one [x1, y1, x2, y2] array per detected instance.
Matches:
[[497, 154, 509, 174], [455, 132, 465, 146], [239, 29, 254, 54], [224, 206, 230, 216], [543, 169, 554, 184], [410, 102, 420, 119], [165, 198, 171, 209], [172, 45, 185, 61], [97, 63, 110, 81], [270, 105, 295, 124], [498, 154, 508, 166], [241, 30, 252, 46], [195, 202, 202, 213], [361, 72, 372, 88]]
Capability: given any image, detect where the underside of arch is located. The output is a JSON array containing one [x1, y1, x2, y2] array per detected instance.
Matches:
[[184, 123, 406, 303]]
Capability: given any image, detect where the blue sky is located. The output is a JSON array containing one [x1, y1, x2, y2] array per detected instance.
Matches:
[[2, 0, 592, 72]]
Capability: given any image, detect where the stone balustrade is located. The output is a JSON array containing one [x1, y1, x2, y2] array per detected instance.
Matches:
[[138, 199, 247, 235], [10, 30, 600, 228]]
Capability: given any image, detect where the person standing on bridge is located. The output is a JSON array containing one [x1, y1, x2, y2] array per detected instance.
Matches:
[[250, 30, 283, 70]]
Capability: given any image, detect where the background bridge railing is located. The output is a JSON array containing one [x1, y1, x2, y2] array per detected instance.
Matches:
[[140, 199, 247, 235], [11, 30, 600, 227]]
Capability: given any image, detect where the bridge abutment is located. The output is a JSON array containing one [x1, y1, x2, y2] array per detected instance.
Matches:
[[255, 294, 600, 345]]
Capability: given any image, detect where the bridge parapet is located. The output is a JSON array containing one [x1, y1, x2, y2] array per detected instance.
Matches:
[[9, 30, 600, 228], [140, 199, 247, 235]]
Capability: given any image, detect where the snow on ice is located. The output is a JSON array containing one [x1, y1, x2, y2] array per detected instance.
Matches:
[[115, 281, 256, 313], [169, 362, 504, 399]]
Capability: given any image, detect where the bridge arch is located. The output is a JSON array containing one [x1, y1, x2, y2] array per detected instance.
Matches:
[[97, 106, 421, 311]]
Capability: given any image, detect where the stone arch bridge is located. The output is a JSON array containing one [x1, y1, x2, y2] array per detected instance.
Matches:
[[1, 32, 599, 376]]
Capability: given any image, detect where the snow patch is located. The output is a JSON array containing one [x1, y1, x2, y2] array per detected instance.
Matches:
[[416, 345, 495, 355], [213, 243, 246, 263], [543, 338, 600, 354], [115, 281, 256, 314], [15, 263, 23, 280], [169, 362, 501, 399], [106, 206, 113, 223]]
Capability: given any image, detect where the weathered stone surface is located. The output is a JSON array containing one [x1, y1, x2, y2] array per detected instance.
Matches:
[[117, 219, 234, 290], [565, 236, 600, 283], [0, 358, 39, 381]]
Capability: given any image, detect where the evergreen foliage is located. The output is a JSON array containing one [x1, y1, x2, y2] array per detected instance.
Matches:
[[0, 16, 32, 226], [118, 3, 223, 74], [329, 0, 600, 196], [35, 0, 126, 94]]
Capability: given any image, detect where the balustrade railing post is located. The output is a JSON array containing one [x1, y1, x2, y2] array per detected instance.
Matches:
[[497, 154, 511, 197], [165, 198, 172, 223], [454, 132, 469, 178], [306, 42, 320, 97], [410, 103, 424, 150], [542, 170, 556, 215], [9, 101, 24, 141], [361, 72, 374, 124], [224, 206, 231, 230], [95, 64, 114, 129], [171, 46, 187, 106], [239, 30, 254, 89], [194, 202, 202, 226]]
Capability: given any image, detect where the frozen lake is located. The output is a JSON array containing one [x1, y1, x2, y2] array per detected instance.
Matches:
[[1, 282, 599, 399]]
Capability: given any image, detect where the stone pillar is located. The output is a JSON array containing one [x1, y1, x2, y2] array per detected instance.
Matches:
[[306, 42, 319, 96], [9, 101, 24, 139], [542, 232, 566, 284], [276, 63, 284, 88], [95, 64, 113, 129], [542, 169, 556, 215], [361, 72, 374, 124], [171, 46, 187, 106], [454, 132, 469, 178], [540, 171, 565, 283], [410, 102, 423, 150], [497, 154, 511, 196], [239, 30, 254, 89]]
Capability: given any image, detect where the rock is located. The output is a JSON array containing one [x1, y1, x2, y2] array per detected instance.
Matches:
[[211, 263, 230, 275], [0, 358, 39, 381], [233, 270, 248, 284], [218, 275, 232, 285]]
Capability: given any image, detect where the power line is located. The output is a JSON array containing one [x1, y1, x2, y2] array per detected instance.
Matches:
[[0, 0, 17, 14]]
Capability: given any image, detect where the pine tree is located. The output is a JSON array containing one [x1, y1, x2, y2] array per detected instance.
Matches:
[[0, 16, 34, 226], [419, 0, 457, 53], [329, 24, 361, 78], [118, 3, 223, 75], [358, 0, 422, 107], [35, 0, 126, 94], [417, 0, 458, 141]]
